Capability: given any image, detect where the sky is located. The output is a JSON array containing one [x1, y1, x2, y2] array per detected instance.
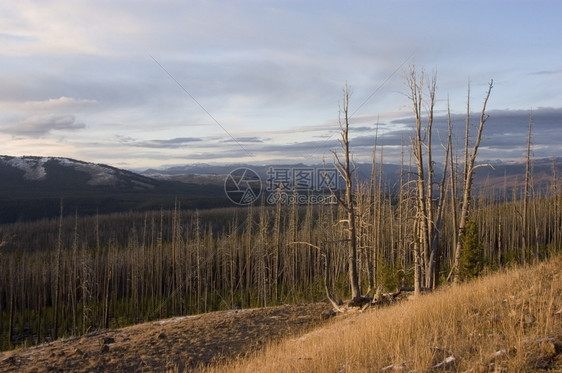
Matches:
[[1, 0, 561, 170]]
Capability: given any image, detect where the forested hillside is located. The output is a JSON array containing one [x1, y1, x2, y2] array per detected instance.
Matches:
[[0, 156, 229, 223], [1, 170, 560, 350], [1, 75, 561, 352]]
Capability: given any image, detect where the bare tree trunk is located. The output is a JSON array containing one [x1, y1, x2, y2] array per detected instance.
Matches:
[[451, 80, 493, 282], [428, 101, 453, 289], [332, 85, 361, 301], [523, 112, 534, 262], [103, 241, 112, 329], [8, 256, 15, 347], [413, 219, 422, 295], [272, 200, 282, 303], [449, 106, 460, 273], [365, 136, 378, 295], [406, 67, 437, 293], [398, 137, 408, 276], [71, 211, 79, 335], [195, 210, 203, 311], [53, 199, 63, 340], [424, 74, 436, 288], [81, 248, 89, 335]]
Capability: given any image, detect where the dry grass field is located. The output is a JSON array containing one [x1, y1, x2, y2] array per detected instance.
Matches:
[[1, 256, 561, 372], [0, 303, 332, 372], [204, 256, 562, 373]]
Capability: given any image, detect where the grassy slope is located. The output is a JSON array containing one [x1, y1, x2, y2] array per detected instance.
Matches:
[[0, 303, 332, 373], [204, 256, 562, 372]]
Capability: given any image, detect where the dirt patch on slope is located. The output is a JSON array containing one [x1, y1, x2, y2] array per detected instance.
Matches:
[[0, 302, 332, 372]]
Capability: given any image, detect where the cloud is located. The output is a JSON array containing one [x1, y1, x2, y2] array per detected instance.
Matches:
[[222, 137, 265, 143], [350, 126, 377, 133], [19, 96, 98, 111], [199, 106, 562, 165], [0, 32, 35, 43], [382, 107, 562, 161], [1, 2, 146, 57], [126, 137, 203, 149], [1, 2, 562, 169], [65, 104, 558, 168], [527, 70, 562, 76], [1, 114, 85, 137]]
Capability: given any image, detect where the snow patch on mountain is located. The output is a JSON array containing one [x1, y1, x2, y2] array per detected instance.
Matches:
[[5, 157, 49, 180], [76, 163, 117, 185], [0, 156, 119, 185]]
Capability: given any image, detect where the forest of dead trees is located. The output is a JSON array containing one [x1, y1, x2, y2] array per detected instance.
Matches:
[[1, 70, 562, 350]]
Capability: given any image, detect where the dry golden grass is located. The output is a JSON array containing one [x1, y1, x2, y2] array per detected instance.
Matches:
[[2, 258, 561, 372], [203, 257, 562, 372], [0, 303, 332, 372]]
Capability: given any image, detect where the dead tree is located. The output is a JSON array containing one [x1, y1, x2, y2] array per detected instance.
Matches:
[[298, 85, 366, 310], [332, 85, 362, 303], [450, 80, 493, 282], [53, 199, 64, 340], [406, 67, 438, 294], [522, 111, 534, 262]]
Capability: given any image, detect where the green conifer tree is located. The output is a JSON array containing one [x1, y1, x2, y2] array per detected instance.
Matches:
[[458, 220, 484, 281]]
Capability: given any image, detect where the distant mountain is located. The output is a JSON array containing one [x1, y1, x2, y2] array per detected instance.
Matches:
[[473, 157, 562, 197], [144, 157, 562, 196], [143, 163, 231, 176], [0, 156, 228, 223], [1, 155, 159, 191], [2, 155, 560, 224], [143, 162, 405, 189]]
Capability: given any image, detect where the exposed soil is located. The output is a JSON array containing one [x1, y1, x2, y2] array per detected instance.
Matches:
[[0, 302, 332, 372]]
